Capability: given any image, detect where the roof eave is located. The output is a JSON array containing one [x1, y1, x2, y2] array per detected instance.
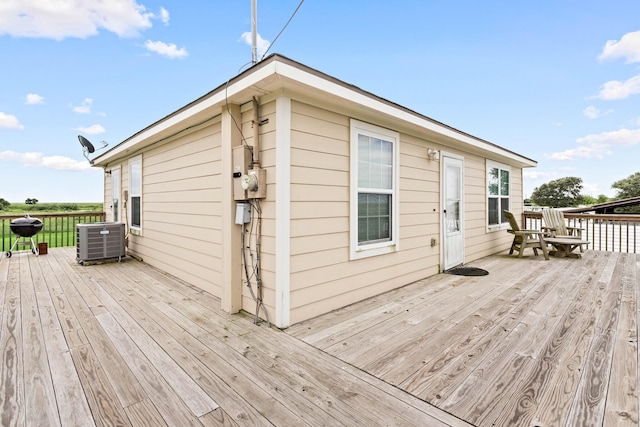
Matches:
[[93, 54, 537, 169]]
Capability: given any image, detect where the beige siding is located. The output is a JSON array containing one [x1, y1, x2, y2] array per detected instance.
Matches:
[[464, 157, 524, 262], [125, 122, 224, 297], [287, 101, 441, 324], [104, 95, 529, 327], [239, 100, 278, 320], [103, 173, 113, 220]]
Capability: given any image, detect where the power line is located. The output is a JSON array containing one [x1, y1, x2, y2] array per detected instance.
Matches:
[[260, 0, 305, 61]]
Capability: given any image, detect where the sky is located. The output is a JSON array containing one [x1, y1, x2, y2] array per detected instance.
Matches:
[[1, 0, 640, 203]]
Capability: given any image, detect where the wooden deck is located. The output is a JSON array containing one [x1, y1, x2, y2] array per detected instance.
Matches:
[[0, 246, 468, 426], [287, 250, 640, 427]]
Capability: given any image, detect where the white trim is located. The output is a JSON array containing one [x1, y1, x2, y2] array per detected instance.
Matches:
[[128, 155, 142, 234], [350, 119, 400, 260], [440, 153, 465, 270], [486, 160, 512, 232], [110, 166, 121, 222], [273, 61, 534, 166], [275, 97, 291, 328], [94, 57, 536, 169]]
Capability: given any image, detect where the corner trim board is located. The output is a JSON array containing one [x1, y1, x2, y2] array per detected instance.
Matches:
[[275, 96, 291, 328]]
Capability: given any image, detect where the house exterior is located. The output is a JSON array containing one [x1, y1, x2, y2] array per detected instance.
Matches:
[[93, 54, 536, 328]]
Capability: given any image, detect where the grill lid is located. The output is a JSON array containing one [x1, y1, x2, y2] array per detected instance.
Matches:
[[10, 215, 44, 237]]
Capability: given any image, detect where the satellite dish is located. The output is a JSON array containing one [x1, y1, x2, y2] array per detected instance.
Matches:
[[78, 135, 95, 153], [78, 135, 109, 164]]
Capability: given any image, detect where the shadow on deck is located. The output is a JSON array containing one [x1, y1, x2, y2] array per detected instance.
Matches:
[[1, 246, 467, 426]]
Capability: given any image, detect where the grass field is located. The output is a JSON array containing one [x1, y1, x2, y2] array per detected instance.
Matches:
[[1, 203, 105, 252], [1, 202, 103, 214]]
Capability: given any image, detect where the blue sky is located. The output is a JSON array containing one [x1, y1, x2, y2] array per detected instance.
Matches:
[[1, 1, 639, 203]]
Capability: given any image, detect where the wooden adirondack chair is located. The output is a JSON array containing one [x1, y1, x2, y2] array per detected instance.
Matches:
[[541, 208, 584, 252], [504, 210, 549, 260]]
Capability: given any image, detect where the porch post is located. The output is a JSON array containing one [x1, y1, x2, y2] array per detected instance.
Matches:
[[221, 104, 243, 313]]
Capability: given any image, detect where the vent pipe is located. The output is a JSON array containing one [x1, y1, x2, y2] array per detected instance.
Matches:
[[252, 97, 260, 167]]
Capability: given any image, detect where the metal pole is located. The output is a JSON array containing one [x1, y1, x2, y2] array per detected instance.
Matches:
[[251, 0, 258, 64]]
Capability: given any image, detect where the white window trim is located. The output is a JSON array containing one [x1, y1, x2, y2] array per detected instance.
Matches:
[[350, 119, 400, 260], [486, 160, 511, 232], [128, 155, 142, 235], [111, 166, 121, 222]]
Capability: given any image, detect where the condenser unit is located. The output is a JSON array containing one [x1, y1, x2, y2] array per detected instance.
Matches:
[[76, 222, 126, 264]]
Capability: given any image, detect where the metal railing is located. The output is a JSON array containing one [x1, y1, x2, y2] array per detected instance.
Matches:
[[524, 211, 639, 253], [1, 212, 106, 252]]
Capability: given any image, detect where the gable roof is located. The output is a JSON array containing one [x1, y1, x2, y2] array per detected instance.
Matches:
[[93, 54, 536, 168]]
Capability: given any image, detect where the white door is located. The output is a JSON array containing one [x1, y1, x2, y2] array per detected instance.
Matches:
[[442, 155, 464, 270]]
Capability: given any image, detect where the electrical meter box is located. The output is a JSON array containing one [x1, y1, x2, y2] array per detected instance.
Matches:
[[233, 145, 252, 200]]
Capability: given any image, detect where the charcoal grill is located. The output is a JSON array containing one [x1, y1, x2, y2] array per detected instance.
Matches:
[[6, 215, 43, 257]]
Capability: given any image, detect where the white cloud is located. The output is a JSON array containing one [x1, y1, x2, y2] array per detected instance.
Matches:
[[598, 30, 640, 63], [74, 124, 105, 135], [0, 0, 162, 40], [576, 128, 640, 146], [25, 93, 45, 105], [0, 112, 24, 130], [582, 105, 612, 119], [0, 150, 90, 171], [72, 98, 93, 114], [582, 106, 599, 119], [594, 75, 640, 100], [548, 128, 640, 160], [240, 32, 271, 58], [144, 40, 188, 58], [159, 7, 170, 25], [582, 182, 601, 195], [523, 170, 552, 180], [548, 145, 611, 160]]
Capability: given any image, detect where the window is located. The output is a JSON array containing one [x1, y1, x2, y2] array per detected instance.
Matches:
[[350, 120, 399, 259], [111, 167, 121, 222], [129, 156, 142, 231], [487, 161, 510, 229]]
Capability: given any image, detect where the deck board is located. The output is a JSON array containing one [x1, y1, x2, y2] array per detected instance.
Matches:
[[290, 250, 640, 427], [2, 246, 637, 426]]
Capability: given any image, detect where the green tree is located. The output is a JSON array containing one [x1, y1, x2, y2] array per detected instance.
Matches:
[[0, 198, 10, 210], [611, 172, 640, 199], [580, 194, 608, 206], [25, 198, 38, 205], [531, 177, 583, 208]]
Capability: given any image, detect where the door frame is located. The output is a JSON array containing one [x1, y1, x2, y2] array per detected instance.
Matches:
[[440, 152, 465, 270]]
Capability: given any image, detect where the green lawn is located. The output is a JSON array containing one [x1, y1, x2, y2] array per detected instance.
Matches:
[[1, 203, 104, 252]]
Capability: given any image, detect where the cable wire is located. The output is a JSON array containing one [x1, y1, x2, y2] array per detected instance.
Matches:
[[240, 200, 270, 327], [260, 0, 306, 61]]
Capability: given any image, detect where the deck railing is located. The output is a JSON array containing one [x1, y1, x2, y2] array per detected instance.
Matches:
[[524, 211, 639, 253], [1, 212, 105, 253]]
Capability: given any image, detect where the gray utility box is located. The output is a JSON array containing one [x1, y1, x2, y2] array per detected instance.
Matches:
[[76, 222, 126, 264]]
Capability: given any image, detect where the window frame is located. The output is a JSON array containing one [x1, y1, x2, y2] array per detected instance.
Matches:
[[486, 160, 511, 231], [128, 155, 142, 234], [111, 166, 121, 222], [350, 119, 400, 260]]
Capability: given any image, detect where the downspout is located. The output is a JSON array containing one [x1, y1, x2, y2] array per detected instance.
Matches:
[[252, 97, 260, 168]]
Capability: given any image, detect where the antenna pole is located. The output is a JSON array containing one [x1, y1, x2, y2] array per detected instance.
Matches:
[[251, 0, 258, 64]]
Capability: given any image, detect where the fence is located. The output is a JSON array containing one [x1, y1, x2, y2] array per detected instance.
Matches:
[[1, 212, 106, 253], [523, 211, 639, 253]]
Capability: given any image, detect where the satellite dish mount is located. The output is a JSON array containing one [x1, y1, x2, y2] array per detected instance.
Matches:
[[78, 135, 108, 164]]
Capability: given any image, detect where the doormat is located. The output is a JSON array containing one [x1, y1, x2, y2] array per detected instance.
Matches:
[[445, 266, 489, 276]]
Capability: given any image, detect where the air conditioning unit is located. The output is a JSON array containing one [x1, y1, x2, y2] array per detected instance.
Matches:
[[76, 222, 126, 264]]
